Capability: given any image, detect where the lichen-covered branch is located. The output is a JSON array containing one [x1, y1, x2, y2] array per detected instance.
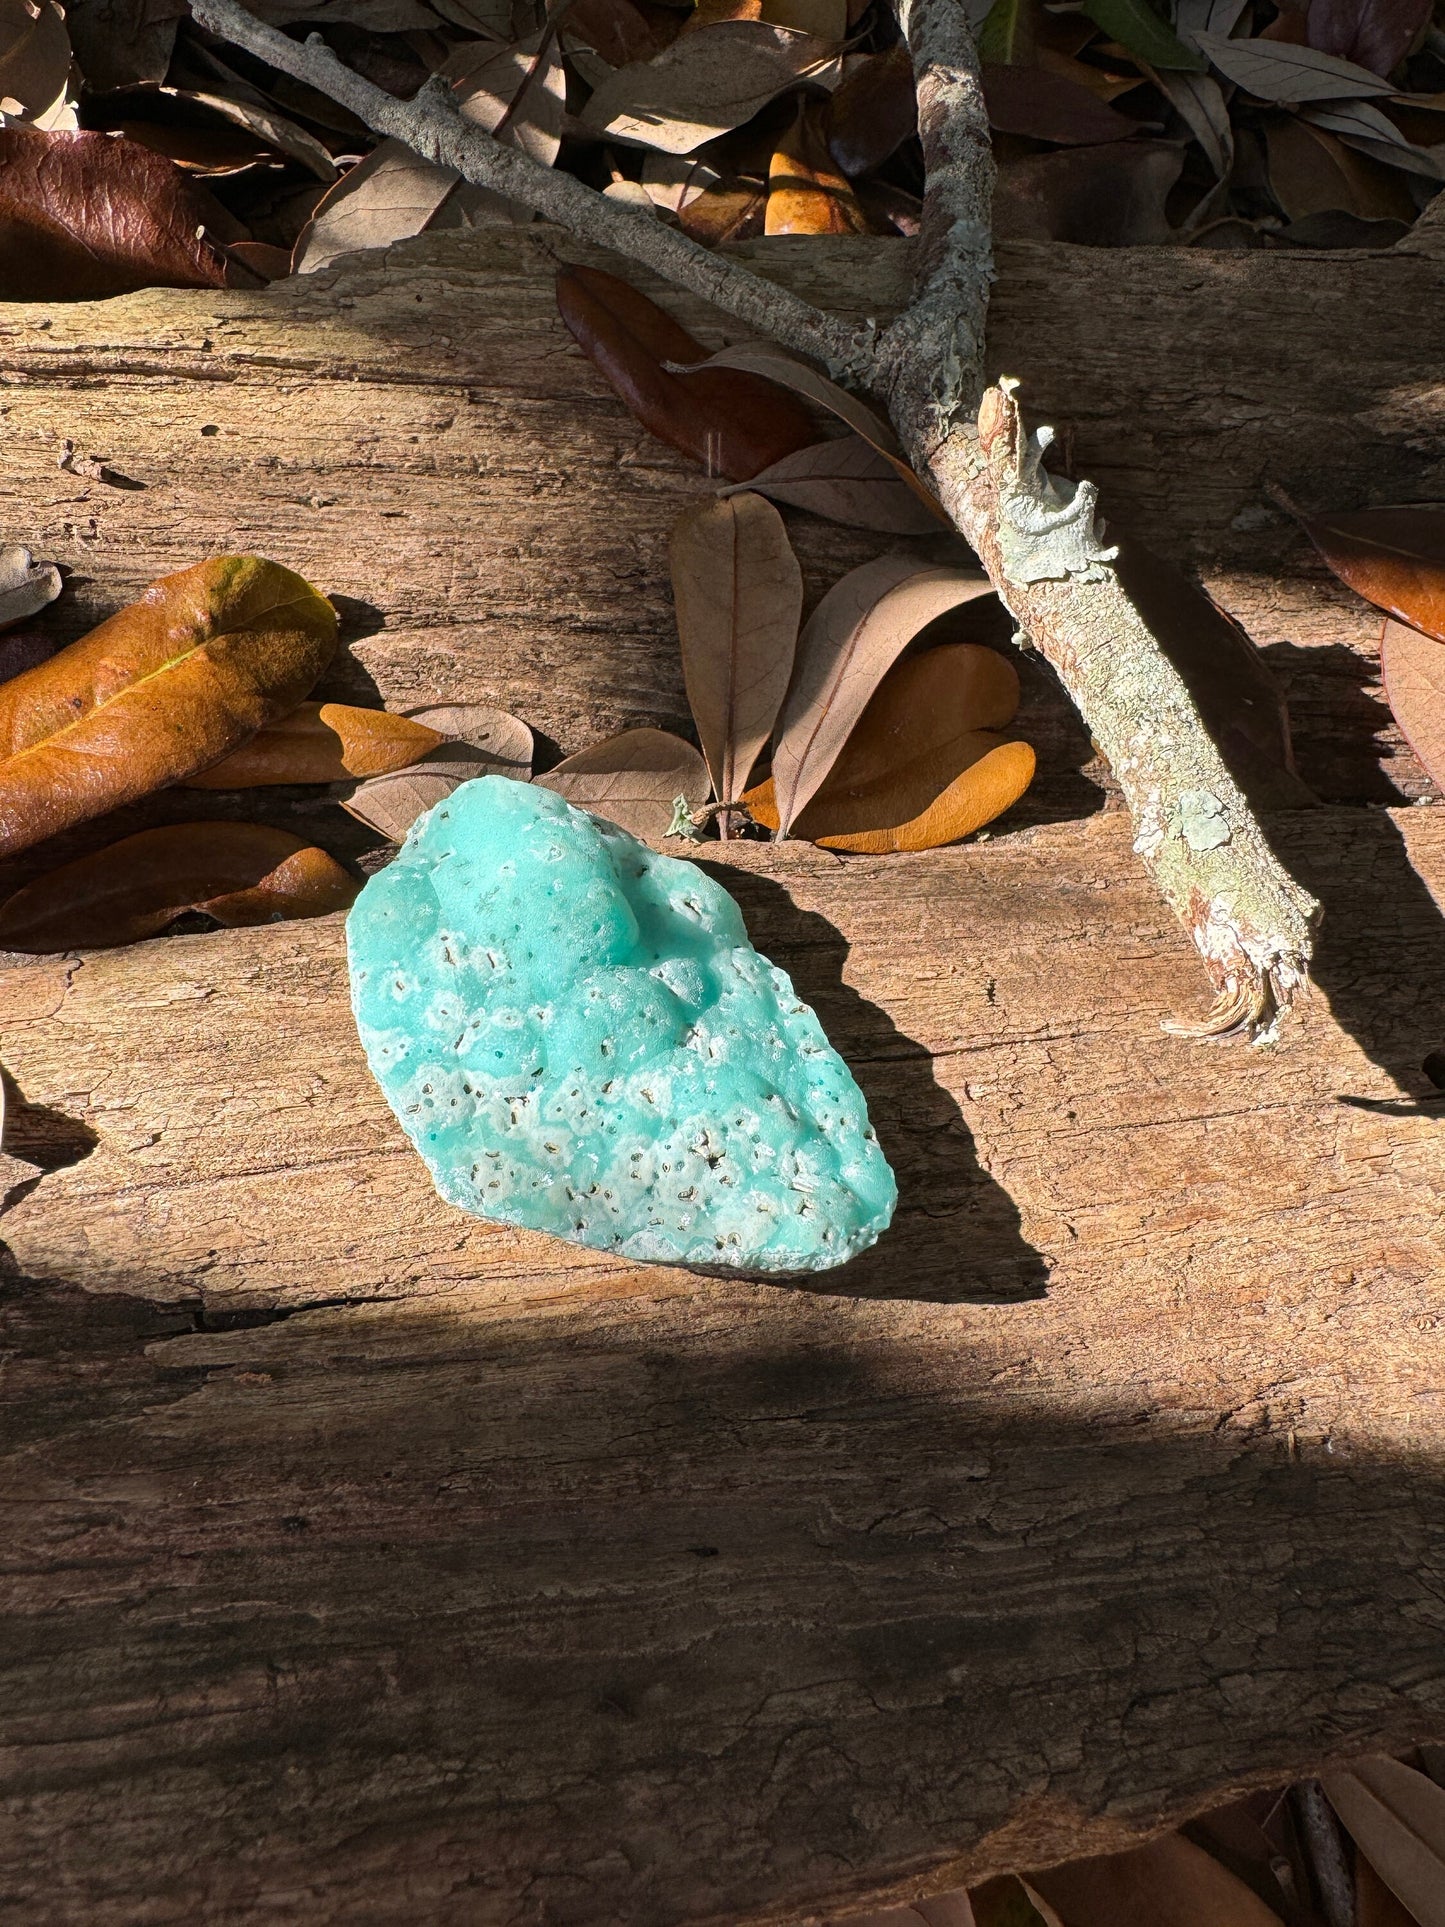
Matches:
[[876, 0, 1318, 1036], [191, 0, 1320, 1035], [190, 0, 877, 383]]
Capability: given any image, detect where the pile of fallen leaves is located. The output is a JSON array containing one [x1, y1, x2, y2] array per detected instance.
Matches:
[[1, 0, 1442, 299], [1, 254, 1440, 954], [840, 1752, 1445, 1926]]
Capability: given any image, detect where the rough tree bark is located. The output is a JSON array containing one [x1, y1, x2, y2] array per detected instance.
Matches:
[[190, 0, 1321, 1038]]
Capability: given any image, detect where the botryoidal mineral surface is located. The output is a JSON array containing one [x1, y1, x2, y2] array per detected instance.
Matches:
[[347, 778, 896, 1273]]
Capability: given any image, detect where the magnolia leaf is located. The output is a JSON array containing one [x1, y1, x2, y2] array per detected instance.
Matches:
[[0, 547, 62, 635], [982, 62, 1141, 142], [447, 29, 566, 164], [995, 140, 1183, 244], [1303, 99, 1445, 179], [294, 139, 459, 273], [1306, 0, 1432, 80], [1149, 67, 1233, 176], [762, 0, 846, 36], [534, 727, 710, 838], [342, 744, 518, 841], [978, 0, 1035, 65], [675, 341, 946, 516], [1082, 0, 1205, 67], [0, 556, 336, 859], [402, 703, 534, 775], [1382, 617, 1445, 790], [1292, 503, 1445, 641], [556, 266, 817, 481], [766, 100, 869, 233], [567, 0, 666, 65], [0, 0, 77, 129], [1027, 1831, 1288, 1927], [0, 822, 357, 951], [671, 493, 802, 831], [1356, 1850, 1426, 1927], [99, 85, 340, 181], [1265, 118, 1416, 220], [745, 642, 1029, 848], [825, 44, 916, 176], [1322, 1757, 1445, 1927], [580, 20, 841, 153], [770, 563, 997, 837], [183, 703, 446, 787], [1194, 30, 1395, 98], [727, 435, 947, 534], [970, 1874, 1066, 1927], [0, 125, 244, 299]]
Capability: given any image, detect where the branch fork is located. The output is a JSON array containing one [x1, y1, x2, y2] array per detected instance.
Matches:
[[190, 0, 1321, 1038]]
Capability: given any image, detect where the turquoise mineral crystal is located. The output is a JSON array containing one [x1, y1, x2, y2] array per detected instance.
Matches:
[[346, 777, 896, 1273]]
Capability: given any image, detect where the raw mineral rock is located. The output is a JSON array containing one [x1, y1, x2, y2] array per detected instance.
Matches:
[[347, 778, 896, 1273]]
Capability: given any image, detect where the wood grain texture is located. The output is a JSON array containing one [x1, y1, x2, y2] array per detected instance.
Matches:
[[1, 232, 1444, 1925], [3, 806, 1445, 1925]]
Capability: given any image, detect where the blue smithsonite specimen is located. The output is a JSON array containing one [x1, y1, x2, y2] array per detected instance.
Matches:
[[346, 777, 896, 1273]]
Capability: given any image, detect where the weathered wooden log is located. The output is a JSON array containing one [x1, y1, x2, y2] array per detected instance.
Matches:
[[0, 232, 1443, 1925]]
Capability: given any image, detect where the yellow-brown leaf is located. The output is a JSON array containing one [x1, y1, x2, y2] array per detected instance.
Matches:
[[766, 103, 869, 235], [0, 821, 357, 951], [0, 556, 336, 858], [185, 702, 445, 786], [747, 738, 1034, 851]]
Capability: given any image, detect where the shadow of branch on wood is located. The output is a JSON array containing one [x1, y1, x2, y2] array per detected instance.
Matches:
[[706, 865, 1049, 1306]]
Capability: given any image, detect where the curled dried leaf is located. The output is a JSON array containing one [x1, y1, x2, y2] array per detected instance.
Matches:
[[748, 738, 1034, 851], [185, 702, 446, 786], [0, 556, 337, 859], [0, 822, 357, 952], [535, 727, 710, 838], [726, 435, 946, 534], [557, 265, 817, 481], [770, 564, 998, 837], [402, 703, 534, 774], [0, 547, 62, 635], [765, 101, 869, 233]]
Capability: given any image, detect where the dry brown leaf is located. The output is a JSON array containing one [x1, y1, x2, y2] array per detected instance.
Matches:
[[825, 43, 915, 177], [580, 20, 840, 154], [556, 265, 817, 481], [676, 341, 946, 516], [343, 744, 521, 840], [0, 557, 336, 860], [745, 642, 1028, 849], [994, 140, 1184, 245], [670, 493, 802, 832], [1322, 1757, 1445, 1927], [534, 727, 710, 838], [0, 124, 246, 298], [762, 0, 846, 35], [402, 703, 534, 775], [1382, 616, 1445, 789], [1026, 1830, 1288, 1927], [0, 822, 357, 951], [0, 547, 62, 635], [0, 0, 76, 128], [1265, 118, 1416, 221], [294, 139, 460, 273], [970, 1873, 1066, 1927], [766, 100, 869, 233], [183, 702, 446, 786], [1293, 503, 1445, 642], [1357, 1851, 1423, 1927], [749, 738, 1033, 850], [727, 434, 946, 534], [770, 562, 997, 837]]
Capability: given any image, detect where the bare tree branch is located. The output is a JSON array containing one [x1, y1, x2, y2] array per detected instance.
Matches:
[[190, 0, 877, 381], [876, 0, 1318, 1037], [190, 0, 1321, 1037]]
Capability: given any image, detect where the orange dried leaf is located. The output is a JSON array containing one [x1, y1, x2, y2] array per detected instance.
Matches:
[[1383, 617, 1445, 789], [0, 556, 337, 860], [770, 564, 998, 836], [748, 737, 1033, 850], [1297, 504, 1445, 642], [766, 102, 869, 233], [556, 265, 818, 481], [185, 702, 446, 787], [0, 822, 357, 951]]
